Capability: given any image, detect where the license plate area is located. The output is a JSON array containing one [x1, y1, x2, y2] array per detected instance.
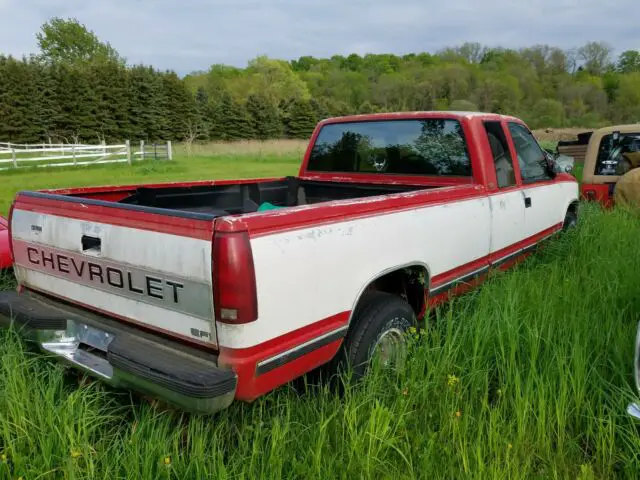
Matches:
[[39, 321, 115, 379]]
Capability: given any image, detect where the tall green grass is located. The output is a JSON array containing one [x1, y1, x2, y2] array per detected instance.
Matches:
[[1, 202, 640, 478]]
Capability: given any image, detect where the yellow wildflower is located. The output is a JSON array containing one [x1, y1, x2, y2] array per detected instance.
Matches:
[[447, 374, 460, 387]]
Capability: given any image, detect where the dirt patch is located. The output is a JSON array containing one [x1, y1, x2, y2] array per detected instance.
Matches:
[[532, 128, 592, 142]]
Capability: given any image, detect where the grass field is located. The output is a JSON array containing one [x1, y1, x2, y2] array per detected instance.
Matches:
[[1, 146, 639, 478]]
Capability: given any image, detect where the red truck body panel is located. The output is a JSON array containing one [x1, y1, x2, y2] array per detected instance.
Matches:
[[0, 216, 10, 269]]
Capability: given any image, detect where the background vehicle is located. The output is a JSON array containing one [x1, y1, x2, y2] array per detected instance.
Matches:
[[0, 216, 11, 270], [0, 112, 579, 413], [567, 125, 640, 207]]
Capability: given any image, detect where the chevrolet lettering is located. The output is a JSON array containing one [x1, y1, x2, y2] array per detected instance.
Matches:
[[12, 240, 211, 320]]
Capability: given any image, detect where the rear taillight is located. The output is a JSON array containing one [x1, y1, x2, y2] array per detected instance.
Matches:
[[212, 222, 258, 324]]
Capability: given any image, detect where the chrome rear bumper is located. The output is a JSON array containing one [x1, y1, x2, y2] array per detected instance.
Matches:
[[0, 291, 236, 415], [627, 403, 640, 420]]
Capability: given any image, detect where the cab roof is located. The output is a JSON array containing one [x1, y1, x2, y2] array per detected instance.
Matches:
[[318, 111, 523, 126]]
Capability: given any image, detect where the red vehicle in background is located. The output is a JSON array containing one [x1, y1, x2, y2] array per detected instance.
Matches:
[[0, 216, 11, 269], [559, 124, 640, 207]]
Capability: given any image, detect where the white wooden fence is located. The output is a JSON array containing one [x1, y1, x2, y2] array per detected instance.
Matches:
[[0, 140, 172, 171]]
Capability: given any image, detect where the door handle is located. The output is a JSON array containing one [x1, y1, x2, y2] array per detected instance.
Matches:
[[524, 196, 532, 208]]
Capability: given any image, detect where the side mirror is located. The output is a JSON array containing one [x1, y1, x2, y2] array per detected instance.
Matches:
[[543, 149, 559, 176], [552, 154, 575, 175]]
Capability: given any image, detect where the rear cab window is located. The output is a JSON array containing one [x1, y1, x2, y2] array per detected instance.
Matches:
[[306, 119, 472, 177]]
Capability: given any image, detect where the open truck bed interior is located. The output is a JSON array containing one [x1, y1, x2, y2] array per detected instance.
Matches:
[[114, 177, 435, 217]]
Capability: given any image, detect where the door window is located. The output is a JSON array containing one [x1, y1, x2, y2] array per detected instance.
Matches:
[[507, 123, 552, 183], [484, 121, 516, 188]]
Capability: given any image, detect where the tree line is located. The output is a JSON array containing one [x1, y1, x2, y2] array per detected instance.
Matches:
[[1, 18, 639, 145]]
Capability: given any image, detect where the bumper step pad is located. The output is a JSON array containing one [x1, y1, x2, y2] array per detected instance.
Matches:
[[0, 290, 236, 413]]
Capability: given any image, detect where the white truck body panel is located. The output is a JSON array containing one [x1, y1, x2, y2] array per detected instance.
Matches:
[[10, 209, 216, 344], [220, 194, 491, 349]]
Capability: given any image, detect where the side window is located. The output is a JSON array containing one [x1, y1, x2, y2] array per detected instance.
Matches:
[[507, 123, 552, 183], [483, 121, 516, 188], [595, 132, 640, 175]]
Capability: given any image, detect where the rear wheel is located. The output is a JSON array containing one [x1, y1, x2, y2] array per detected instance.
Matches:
[[563, 206, 578, 231], [335, 291, 416, 379]]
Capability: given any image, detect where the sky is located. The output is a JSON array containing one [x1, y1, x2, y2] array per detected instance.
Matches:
[[0, 0, 638, 75]]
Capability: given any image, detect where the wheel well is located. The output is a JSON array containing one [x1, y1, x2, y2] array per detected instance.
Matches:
[[358, 265, 429, 319], [567, 201, 579, 215]]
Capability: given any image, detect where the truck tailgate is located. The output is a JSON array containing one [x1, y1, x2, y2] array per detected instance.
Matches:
[[9, 192, 217, 347]]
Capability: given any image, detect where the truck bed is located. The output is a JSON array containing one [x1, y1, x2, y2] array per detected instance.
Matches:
[[113, 177, 435, 217]]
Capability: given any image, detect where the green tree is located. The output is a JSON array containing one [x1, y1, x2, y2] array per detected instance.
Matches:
[[617, 50, 640, 73], [577, 41, 613, 76], [309, 98, 332, 121], [291, 56, 319, 72], [373, 73, 412, 110], [127, 65, 167, 141], [32, 60, 60, 141], [5, 38, 640, 145], [450, 99, 479, 111], [613, 73, 640, 123], [530, 99, 565, 128], [285, 100, 317, 139], [49, 63, 97, 142], [36, 17, 124, 65], [190, 87, 211, 139], [246, 94, 283, 139], [86, 61, 129, 142], [457, 42, 486, 64], [217, 93, 254, 140], [0, 56, 41, 142], [230, 56, 310, 105], [161, 71, 197, 140]]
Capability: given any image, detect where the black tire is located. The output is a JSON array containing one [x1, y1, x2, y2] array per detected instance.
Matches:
[[335, 291, 416, 379], [562, 206, 578, 231]]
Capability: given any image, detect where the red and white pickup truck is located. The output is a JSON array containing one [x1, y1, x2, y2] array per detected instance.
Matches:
[[0, 112, 579, 413]]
